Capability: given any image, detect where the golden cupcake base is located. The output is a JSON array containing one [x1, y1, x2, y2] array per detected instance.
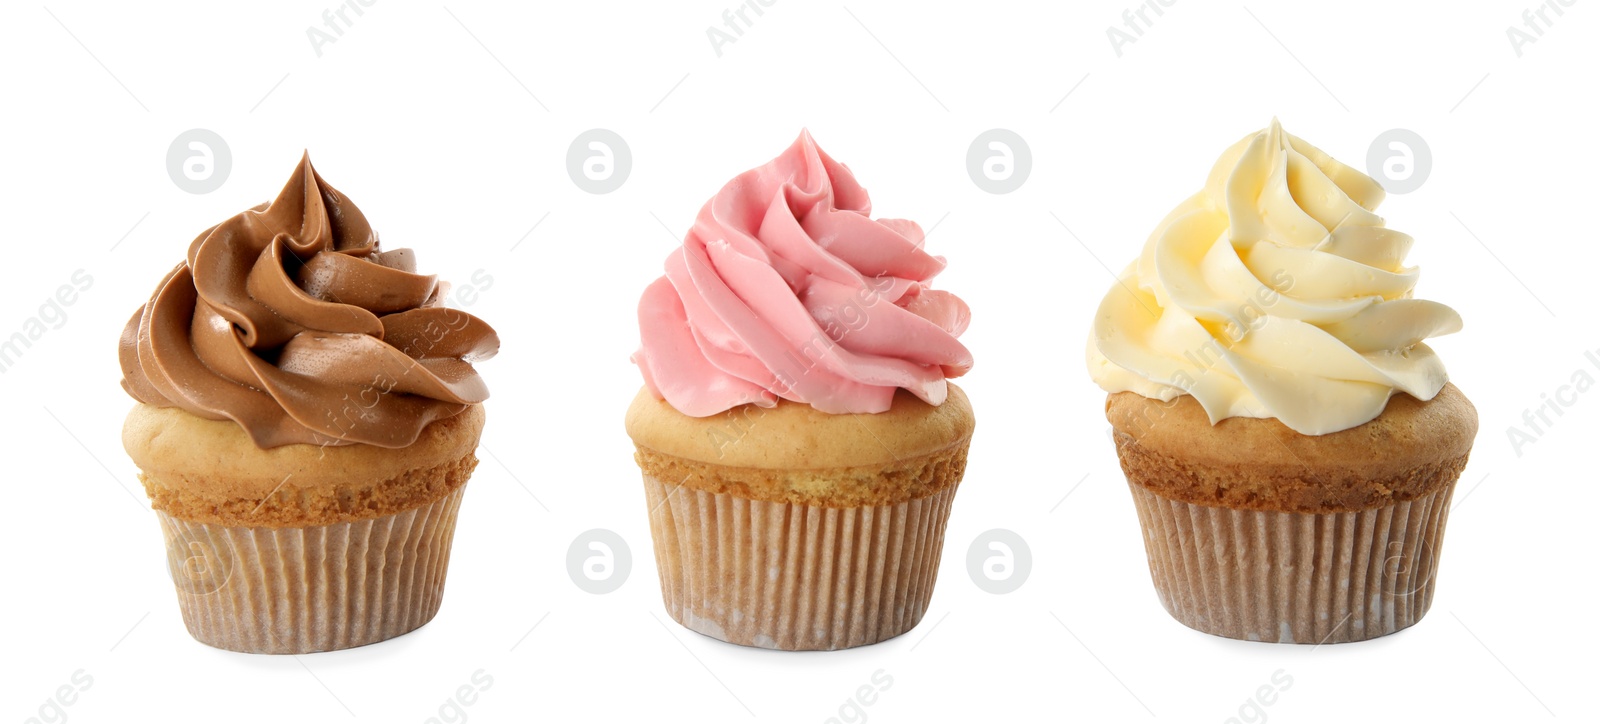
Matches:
[[627, 384, 975, 651], [1108, 385, 1476, 644], [126, 404, 487, 654]]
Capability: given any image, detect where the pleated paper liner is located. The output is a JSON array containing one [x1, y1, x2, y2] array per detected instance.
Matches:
[[1127, 481, 1455, 644], [642, 475, 958, 651], [156, 485, 467, 654]]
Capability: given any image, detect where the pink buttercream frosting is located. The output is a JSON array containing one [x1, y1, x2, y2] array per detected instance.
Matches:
[[632, 131, 973, 417]]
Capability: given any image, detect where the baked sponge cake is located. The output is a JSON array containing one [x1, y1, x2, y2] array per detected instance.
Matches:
[[627, 388, 972, 650], [625, 131, 975, 650], [126, 405, 482, 529], [1087, 120, 1477, 643], [119, 154, 498, 654], [1109, 385, 1474, 642]]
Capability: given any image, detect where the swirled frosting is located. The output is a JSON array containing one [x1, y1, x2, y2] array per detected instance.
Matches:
[[1087, 120, 1461, 435], [632, 131, 972, 417], [120, 153, 498, 449]]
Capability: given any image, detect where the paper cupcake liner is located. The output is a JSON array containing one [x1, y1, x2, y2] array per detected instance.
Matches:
[[155, 485, 467, 654], [642, 475, 958, 651], [1127, 482, 1455, 644]]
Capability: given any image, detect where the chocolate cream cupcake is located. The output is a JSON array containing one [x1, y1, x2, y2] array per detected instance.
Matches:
[[120, 154, 498, 654]]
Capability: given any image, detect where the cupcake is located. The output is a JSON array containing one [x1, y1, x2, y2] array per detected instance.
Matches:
[[120, 153, 499, 654], [1088, 120, 1476, 643], [625, 131, 975, 650]]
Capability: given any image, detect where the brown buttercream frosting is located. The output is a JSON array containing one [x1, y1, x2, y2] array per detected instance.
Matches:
[[119, 153, 498, 449]]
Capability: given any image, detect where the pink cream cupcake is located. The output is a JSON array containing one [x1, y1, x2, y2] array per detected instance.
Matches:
[[624, 131, 976, 650]]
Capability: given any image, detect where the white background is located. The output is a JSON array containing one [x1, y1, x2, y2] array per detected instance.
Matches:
[[2, 1, 1595, 722]]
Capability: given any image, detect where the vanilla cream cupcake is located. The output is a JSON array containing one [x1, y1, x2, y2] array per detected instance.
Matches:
[[120, 154, 498, 654], [1088, 120, 1476, 643], [625, 131, 975, 650]]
